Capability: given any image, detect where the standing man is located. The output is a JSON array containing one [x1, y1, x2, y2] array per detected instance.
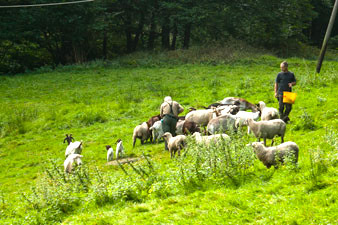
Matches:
[[274, 61, 296, 123], [160, 96, 184, 150]]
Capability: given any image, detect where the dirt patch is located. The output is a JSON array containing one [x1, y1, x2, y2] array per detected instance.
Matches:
[[107, 157, 141, 166]]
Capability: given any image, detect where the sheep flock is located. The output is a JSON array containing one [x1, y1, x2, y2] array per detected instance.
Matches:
[[63, 97, 300, 173]]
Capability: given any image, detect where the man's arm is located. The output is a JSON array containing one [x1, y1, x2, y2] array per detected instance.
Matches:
[[274, 83, 278, 98]]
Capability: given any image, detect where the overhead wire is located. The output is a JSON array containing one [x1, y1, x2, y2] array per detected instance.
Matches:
[[0, 0, 94, 8]]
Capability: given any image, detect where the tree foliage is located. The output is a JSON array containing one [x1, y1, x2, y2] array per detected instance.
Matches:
[[0, 0, 336, 74]]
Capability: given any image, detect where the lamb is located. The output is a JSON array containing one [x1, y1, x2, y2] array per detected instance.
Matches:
[[220, 97, 259, 112], [65, 140, 83, 158], [207, 114, 238, 135], [115, 139, 125, 159], [192, 132, 230, 145], [150, 120, 164, 143], [234, 111, 260, 133], [247, 118, 286, 146], [258, 101, 279, 121], [64, 154, 83, 173], [132, 122, 151, 147], [249, 141, 299, 168], [106, 145, 114, 162], [162, 132, 187, 158]]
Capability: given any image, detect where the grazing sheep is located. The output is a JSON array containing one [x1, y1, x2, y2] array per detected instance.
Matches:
[[247, 118, 286, 146], [150, 120, 164, 143], [207, 114, 237, 135], [220, 97, 259, 112], [106, 145, 114, 162], [115, 139, 125, 159], [249, 141, 299, 168], [63, 134, 74, 145], [258, 101, 279, 121], [234, 111, 260, 133], [147, 114, 162, 142], [182, 121, 200, 135], [162, 132, 187, 158], [175, 120, 185, 135], [64, 154, 83, 173], [185, 107, 220, 134], [192, 132, 230, 145], [219, 105, 240, 116], [65, 141, 83, 158], [132, 122, 151, 147]]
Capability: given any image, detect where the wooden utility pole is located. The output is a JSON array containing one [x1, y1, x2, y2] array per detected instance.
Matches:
[[316, 0, 338, 73]]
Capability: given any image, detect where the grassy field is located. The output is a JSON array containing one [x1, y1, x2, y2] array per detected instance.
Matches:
[[1, 53, 338, 224]]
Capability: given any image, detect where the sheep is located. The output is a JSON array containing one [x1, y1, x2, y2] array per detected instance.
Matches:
[[65, 140, 83, 158], [246, 118, 286, 146], [147, 114, 162, 142], [64, 154, 83, 173], [192, 132, 230, 145], [132, 122, 151, 147], [234, 111, 260, 134], [220, 97, 259, 112], [63, 134, 74, 145], [219, 105, 240, 116], [150, 120, 164, 143], [106, 145, 114, 162], [258, 101, 279, 121], [249, 141, 299, 168], [182, 121, 200, 135], [115, 139, 125, 159], [175, 120, 185, 135], [185, 107, 220, 133], [207, 114, 238, 135], [162, 132, 187, 158]]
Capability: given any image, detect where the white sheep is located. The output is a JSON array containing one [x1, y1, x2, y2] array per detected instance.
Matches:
[[106, 145, 114, 162], [247, 118, 286, 146], [162, 132, 187, 158], [65, 141, 83, 158], [259, 101, 279, 121], [234, 111, 260, 134], [185, 107, 219, 128], [149, 120, 164, 143], [249, 141, 299, 168], [207, 114, 237, 135], [64, 154, 83, 173], [192, 132, 230, 145], [115, 139, 124, 159], [132, 122, 151, 147]]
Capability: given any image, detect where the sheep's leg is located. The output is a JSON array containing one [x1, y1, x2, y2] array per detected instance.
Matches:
[[133, 138, 136, 148], [264, 138, 267, 146], [178, 147, 181, 157], [281, 135, 284, 143], [271, 139, 274, 146], [170, 149, 173, 158]]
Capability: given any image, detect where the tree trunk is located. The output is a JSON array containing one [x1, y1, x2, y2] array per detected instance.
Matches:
[[161, 18, 170, 49], [183, 23, 191, 49], [132, 14, 145, 52], [148, 13, 156, 50], [171, 23, 178, 50]]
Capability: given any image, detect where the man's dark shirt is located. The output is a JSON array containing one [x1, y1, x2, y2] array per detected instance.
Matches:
[[276, 71, 296, 95]]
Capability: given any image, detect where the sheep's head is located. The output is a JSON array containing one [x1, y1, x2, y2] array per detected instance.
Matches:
[[258, 101, 266, 110], [162, 132, 172, 140], [106, 145, 111, 151], [248, 142, 264, 154], [116, 139, 122, 144], [74, 155, 83, 166]]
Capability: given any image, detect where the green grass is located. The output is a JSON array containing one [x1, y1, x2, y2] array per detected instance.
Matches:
[[1, 53, 338, 224]]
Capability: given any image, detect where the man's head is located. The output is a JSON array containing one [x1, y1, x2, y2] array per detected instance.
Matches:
[[164, 96, 172, 102], [280, 61, 288, 72]]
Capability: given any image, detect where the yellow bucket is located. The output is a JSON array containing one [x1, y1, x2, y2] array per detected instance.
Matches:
[[283, 91, 297, 104]]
